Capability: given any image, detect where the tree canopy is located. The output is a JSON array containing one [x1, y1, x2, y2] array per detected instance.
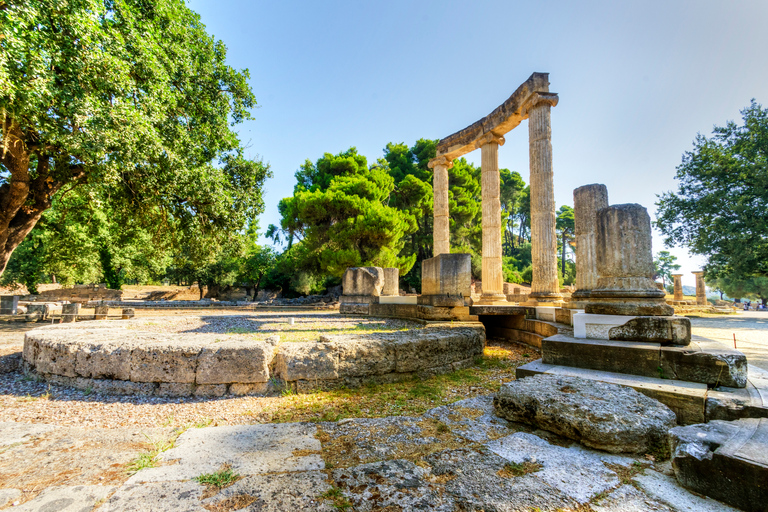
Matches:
[[656, 101, 768, 279], [0, 0, 270, 275]]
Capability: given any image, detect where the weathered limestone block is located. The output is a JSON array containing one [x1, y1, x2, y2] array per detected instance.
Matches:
[[0, 295, 18, 315], [587, 204, 673, 316], [229, 382, 269, 396], [194, 384, 228, 397], [421, 253, 471, 297], [332, 337, 396, 377], [94, 305, 109, 320], [494, 374, 677, 453], [62, 303, 80, 323], [572, 184, 609, 299], [660, 345, 747, 388], [608, 316, 691, 345], [130, 339, 203, 383], [670, 418, 768, 512], [157, 382, 195, 397], [339, 303, 369, 315], [25, 303, 49, 322], [122, 308, 135, 319], [394, 328, 484, 373], [75, 338, 135, 380], [25, 332, 78, 377], [382, 268, 399, 296], [272, 342, 339, 382], [196, 336, 278, 384], [342, 267, 385, 297]]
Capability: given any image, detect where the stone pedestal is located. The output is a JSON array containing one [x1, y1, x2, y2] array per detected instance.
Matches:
[[693, 271, 707, 305], [428, 157, 452, 257], [343, 267, 385, 297], [62, 303, 80, 323], [585, 204, 673, 316], [476, 133, 507, 305], [572, 184, 609, 300], [382, 268, 399, 296], [25, 303, 49, 321], [527, 95, 561, 303], [0, 296, 18, 315], [94, 305, 109, 320], [121, 308, 135, 320], [672, 274, 683, 301], [420, 253, 471, 304]]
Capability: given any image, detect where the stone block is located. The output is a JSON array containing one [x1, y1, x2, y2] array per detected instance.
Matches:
[[542, 335, 661, 378], [494, 374, 676, 453], [75, 340, 134, 380], [421, 253, 471, 297], [417, 294, 465, 307], [342, 267, 384, 296], [25, 304, 48, 320], [33, 338, 78, 377], [573, 313, 636, 339], [339, 295, 379, 305], [394, 327, 484, 374], [88, 379, 156, 395], [608, 316, 691, 345], [157, 382, 195, 396], [229, 382, 269, 396], [196, 338, 275, 384], [94, 305, 109, 320], [670, 418, 768, 512], [339, 303, 369, 315], [333, 337, 396, 377], [382, 268, 399, 296], [660, 345, 747, 388], [194, 384, 228, 397], [61, 303, 80, 323], [416, 305, 470, 321], [122, 308, 135, 319], [0, 295, 18, 315], [272, 342, 339, 382], [534, 307, 556, 322], [130, 342, 202, 383], [368, 303, 418, 319]]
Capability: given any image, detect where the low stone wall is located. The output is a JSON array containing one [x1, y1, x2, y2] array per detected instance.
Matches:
[[22, 319, 485, 396], [478, 313, 559, 349]]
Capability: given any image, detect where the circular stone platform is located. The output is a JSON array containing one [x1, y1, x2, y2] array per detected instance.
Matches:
[[22, 315, 485, 396]]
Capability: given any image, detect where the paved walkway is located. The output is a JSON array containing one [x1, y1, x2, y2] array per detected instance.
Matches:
[[690, 311, 768, 371]]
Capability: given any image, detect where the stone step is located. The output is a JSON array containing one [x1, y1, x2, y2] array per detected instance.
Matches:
[[541, 334, 747, 388], [670, 417, 768, 512], [517, 359, 708, 424], [706, 365, 768, 422]]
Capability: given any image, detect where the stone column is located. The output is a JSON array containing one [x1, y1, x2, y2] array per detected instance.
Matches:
[[586, 204, 673, 316], [572, 184, 609, 299], [526, 94, 561, 303], [672, 274, 683, 301], [693, 271, 707, 305], [428, 156, 453, 257], [476, 132, 507, 304], [62, 303, 80, 323], [94, 305, 109, 320]]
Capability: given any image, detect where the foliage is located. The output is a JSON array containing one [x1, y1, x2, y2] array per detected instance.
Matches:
[[656, 101, 768, 279], [653, 251, 681, 290], [275, 148, 417, 278], [0, 0, 270, 277], [708, 274, 768, 305], [556, 205, 575, 280]]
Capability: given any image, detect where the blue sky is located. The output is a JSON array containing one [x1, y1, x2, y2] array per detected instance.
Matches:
[[187, 0, 768, 288]]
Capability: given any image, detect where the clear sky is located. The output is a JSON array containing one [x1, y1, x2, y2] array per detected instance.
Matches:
[[187, 0, 768, 289]]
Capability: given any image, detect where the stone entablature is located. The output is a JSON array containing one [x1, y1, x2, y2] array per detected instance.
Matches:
[[22, 318, 485, 396]]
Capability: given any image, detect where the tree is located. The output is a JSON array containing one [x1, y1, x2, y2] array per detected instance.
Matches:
[[0, 0, 270, 276], [240, 244, 277, 299], [556, 205, 575, 279], [653, 250, 681, 290], [707, 274, 768, 305], [656, 101, 768, 279]]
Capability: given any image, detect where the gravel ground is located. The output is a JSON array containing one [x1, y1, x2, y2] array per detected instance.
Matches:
[[689, 310, 768, 371]]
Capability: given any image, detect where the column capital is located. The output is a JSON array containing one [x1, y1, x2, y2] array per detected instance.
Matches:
[[474, 132, 505, 150], [691, 270, 705, 275], [522, 91, 559, 116], [428, 155, 454, 169], [671, 273, 683, 277]]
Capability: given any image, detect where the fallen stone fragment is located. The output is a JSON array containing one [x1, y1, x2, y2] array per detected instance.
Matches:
[[634, 469, 741, 512], [494, 374, 677, 453], [669, 418, 767, 512]]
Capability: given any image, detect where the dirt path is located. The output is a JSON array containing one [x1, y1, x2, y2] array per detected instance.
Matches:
[[689, 311, 768, 371]]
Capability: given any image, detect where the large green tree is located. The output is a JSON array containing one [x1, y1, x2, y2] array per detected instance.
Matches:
[[653, 250, 681, 291], [656, 101, 768, 279], [0, 0, 270, 276]]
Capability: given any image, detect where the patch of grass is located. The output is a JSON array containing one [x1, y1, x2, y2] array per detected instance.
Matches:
[[194, 417, 213, 428], [318, 487, 353, 510], [202, 495, 257, 512], [226, 327, 252, 335], [497, 461, 543, 478], [643, 437, 671, 462], [126, 434, 176, 475], [194, 464, 240, 488]]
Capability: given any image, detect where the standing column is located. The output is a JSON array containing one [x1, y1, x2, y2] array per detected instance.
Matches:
[[428, 156, 452, 257], [672, 274, 683, 301], [477, 132, 506, 304], [527, 93, 561, 302], [693, 271, 707, 305], [572, 184, 609, 300]]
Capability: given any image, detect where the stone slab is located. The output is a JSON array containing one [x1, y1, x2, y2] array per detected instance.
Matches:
[[128, 423, 324, 484], [707, 376, 768, 421], [634, 470, 740, 512], [515, 360, 708, 424], [573, 312, 636, 339], [378, 295, 417, 304], [542, 334, 661, 377], [421, 253, 471, 297], [99, 481, 206, 512], [591, 484, 673, 512], [609, 316, 691, 345], [669, 418, 768, 512], [0, 489, 22, 508], [196, 337, 276, 384], [0, 295, 18, 315], [534, 306, 557, 322], [342, 266, 384, 296], [11, 484, 117, 512], [205, 471, 334, 512], [660, 345, 747, 389]]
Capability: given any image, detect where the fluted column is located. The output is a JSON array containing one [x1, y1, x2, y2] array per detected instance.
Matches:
[[428, 156, 453, 256], [572, 184, 609, 299], [526, 94, 561, 302], [693, 271, 707, 305], [672, 274, 683, 301], [476, 132, 506, 304]]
